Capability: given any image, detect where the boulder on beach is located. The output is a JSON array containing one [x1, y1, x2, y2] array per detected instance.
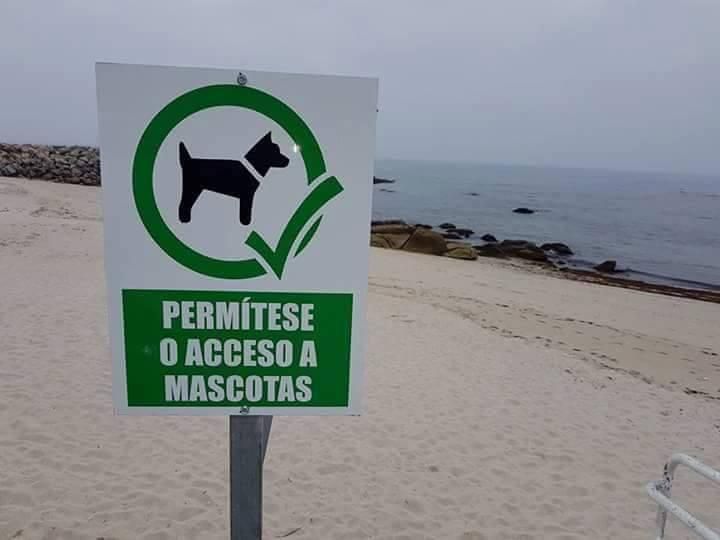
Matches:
[[376, 233, 411, 249], [372, 219, 406, 227], [370, 234, 392, 249], [474, 244, 506, 258], [369, 219, 562, 266], [370, 221, 414, 249], [513, 248, 549, 263], [541, 242, 574, 256], [371, 223, 415, 235], [499, 240, 548, 262], [595, 260, 617, 273], [513, 207, 535, 214], [415, 223, 433, 230], [446, 241, 472, 250], [402, 228, 448, 255], [445, 246, 478, 260]]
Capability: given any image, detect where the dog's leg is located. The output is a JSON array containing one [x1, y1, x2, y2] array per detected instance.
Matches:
[[239, 191, 257, 226], [178, 184, 203, 223]]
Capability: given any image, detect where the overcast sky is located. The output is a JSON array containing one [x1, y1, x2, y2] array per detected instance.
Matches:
[[1, 1, 719, 175]]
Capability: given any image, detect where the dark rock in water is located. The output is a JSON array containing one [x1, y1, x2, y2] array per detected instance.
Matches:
[[439, 222, 456, 229], [474, 244, 506, 258], [466, 192, 480, 197], [450, 228, 474, 238], [541, 242, 573, 256], [373, 176, 395, 184], [403, 228, 447, 255], [595, 260, 617, 273], [481, 234, 498, 243], [513, 207, 535, 214], [443, 232, 462, 240], [415, 223, 433, 230]]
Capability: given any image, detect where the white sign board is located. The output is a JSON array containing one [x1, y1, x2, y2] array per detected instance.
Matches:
[[96, 63, 377, 415]]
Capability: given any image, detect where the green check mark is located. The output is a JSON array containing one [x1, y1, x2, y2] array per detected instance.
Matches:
[[246, 176, 343, 278]]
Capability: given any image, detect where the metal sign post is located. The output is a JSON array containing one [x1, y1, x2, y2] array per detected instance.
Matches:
[[230, 415, 273, 540]]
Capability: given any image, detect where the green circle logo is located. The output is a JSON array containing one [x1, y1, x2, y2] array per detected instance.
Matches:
[[132, 84, 343, 280]]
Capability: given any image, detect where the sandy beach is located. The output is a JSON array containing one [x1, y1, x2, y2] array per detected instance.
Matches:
[[1, 176, 719, 539]]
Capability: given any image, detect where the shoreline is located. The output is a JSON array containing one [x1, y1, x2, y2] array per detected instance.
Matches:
[[371, 218, 720, 305], [0, 141, 714, 292], [371, 160, 720, 294], [551, 258, 720, 293], [497, 254, 720, 305], [558, 267, 720, 304], [3, 174, 718, 303]]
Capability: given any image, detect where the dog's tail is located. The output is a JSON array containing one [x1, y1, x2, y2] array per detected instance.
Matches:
[[179, 142, 192, 168]]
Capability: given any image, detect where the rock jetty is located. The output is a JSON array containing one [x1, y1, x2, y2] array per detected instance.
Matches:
[[0, 143, 100, 185]]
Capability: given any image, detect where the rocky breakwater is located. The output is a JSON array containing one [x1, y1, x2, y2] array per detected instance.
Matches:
[[0, 143, 100, 185]]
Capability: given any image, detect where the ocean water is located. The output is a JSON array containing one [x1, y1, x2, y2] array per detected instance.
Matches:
[[372, 159, 720, 290]]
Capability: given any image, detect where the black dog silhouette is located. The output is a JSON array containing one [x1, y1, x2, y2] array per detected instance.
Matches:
[[178, 132, 290, 225]]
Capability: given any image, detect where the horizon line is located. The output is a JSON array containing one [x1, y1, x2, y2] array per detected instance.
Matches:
[[375, 155, 720, 180]]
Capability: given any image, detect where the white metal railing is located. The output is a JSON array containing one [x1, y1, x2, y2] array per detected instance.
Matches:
[[646, 453, 720, 540]]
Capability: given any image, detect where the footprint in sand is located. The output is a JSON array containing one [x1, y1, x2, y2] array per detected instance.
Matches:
[[459, 531, 488, 539], [30, 205, 77, 219], [0, 182, 28, 196]]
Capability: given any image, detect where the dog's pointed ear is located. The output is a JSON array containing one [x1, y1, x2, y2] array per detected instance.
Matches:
[[262, 131, 273, 143]]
